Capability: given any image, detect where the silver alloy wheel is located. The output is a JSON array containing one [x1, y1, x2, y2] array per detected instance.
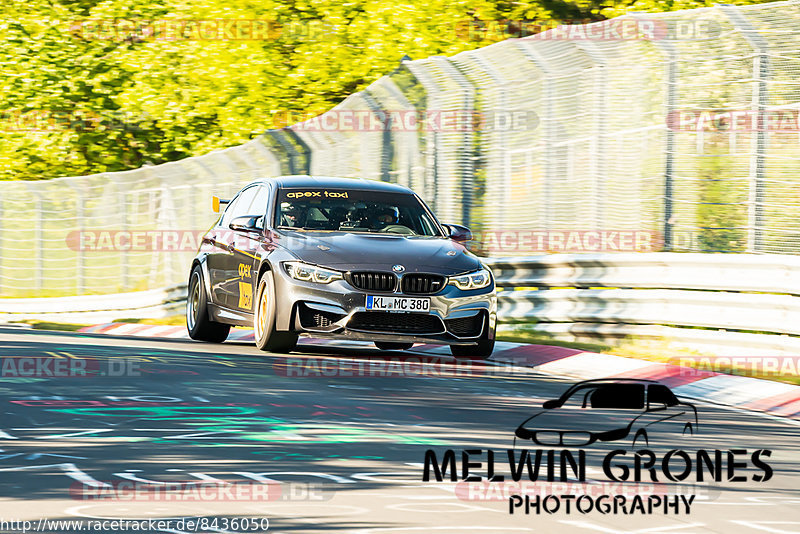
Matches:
[[187, 272, 200, 330], [255, 279, 267, 342]]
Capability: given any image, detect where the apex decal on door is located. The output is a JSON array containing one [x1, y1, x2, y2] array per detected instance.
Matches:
[[238, 282, 253, 310]]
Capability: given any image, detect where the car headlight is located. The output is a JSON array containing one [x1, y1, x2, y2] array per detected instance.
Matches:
[[284, 261, 343, 284], [448, 268, 492, 290]]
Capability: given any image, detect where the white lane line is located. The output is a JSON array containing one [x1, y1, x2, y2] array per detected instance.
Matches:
[[729, 521, 800, 533], [560, 521, 706, 533]]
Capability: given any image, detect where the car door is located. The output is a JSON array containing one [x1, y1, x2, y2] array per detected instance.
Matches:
[[641, 384, 691, 437], [228, 185, 269, 313], [206, 186, 259, 310], [206, 190, 243, 306]]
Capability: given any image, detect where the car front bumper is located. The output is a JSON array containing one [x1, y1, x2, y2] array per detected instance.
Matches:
[[273, 265, 497, 345]]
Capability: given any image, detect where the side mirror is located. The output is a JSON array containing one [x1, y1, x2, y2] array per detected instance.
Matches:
[[444, 224, 472, 243], [229, 215, 262, 233], [212, 196, 230, 213], [542, 400, 560, 409]]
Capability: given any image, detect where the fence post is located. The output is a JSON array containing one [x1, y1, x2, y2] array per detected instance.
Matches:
[[262, 129, 311, 176], [721, 5, 768, 253], [24, 185, 45, 293], [515, 43, 556, 229], [376, 75, 421, 189], [469, 52, 507, 233], [0, 199, 3, 295], [437, 59, 475, 228], [67, 182, 86, 295], [664, 54, 677, 251], [403, 62, 440, 213], [362, 90, 394, 183], [116, 178, 129, 291], [651, 33, 678, 251], [36, 195, 44, 292], [262, 130, 296, 175], [251, 135, 285, 177], [574, 41, 608, 231]]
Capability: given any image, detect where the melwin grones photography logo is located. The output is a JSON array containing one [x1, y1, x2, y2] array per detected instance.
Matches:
[[420, 378, 773, 516]]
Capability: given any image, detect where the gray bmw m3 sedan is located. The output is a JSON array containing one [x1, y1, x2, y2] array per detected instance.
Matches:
[[187, 176, 497, 358]]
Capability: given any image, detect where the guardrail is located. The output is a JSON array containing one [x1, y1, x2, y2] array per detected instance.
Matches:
[[485, 253, 800, 355], [0, 284, 186, 324], [3, 253, 799, 355], [486, 252, 800, 294]]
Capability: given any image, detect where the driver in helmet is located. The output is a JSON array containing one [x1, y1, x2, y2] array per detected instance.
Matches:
[[371, 206, 400, 229], [281, 202, 305, 227]]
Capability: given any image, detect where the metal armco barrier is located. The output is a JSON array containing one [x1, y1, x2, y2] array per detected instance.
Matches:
[[487, 252, 800, 295], [486, 252, 800, 355], [0, 284, 186, 324]]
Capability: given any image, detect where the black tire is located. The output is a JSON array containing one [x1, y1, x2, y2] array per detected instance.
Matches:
[[450, 319, 495, 359], [254, 270, 298, 353], [186, 265, 230, 343], [374, 342, 414, 351]]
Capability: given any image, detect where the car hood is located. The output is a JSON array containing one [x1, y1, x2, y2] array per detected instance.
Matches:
[[518, 408, 640, 434], [273, 230, 482, 275]]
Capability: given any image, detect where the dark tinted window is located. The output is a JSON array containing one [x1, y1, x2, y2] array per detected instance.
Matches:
[[220, 186, 258, 227], [275, 188, 442, 236], [246, 186, 268, 217], [588, 384, 645, 409], [219, 194, 243, 228], [648, 385, 679, 406]]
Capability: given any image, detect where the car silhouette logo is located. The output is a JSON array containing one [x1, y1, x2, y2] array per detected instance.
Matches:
[[392, 264, 405, 272], [514, 378, 698, 448]]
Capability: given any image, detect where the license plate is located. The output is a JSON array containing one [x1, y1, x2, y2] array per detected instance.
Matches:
[[365, 295, 430, 313]]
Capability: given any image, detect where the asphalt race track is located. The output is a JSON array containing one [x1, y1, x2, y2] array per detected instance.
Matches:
[[1, 326, 799, 533]]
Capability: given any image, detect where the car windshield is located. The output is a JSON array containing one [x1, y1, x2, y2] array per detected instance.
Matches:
[[274, 188, 443, 236]]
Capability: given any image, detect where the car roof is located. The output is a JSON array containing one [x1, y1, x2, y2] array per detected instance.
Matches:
[[251, 175, 414, 194], [577, 378, 658, 384], [566, 379, 659, 388]]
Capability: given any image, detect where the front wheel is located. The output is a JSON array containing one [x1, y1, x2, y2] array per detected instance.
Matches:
[[186, 265, 230, 343], [254, 270, 298, 353]]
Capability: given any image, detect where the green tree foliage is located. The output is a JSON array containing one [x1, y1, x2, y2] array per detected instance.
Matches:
[[0, 0, 773, 180]]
